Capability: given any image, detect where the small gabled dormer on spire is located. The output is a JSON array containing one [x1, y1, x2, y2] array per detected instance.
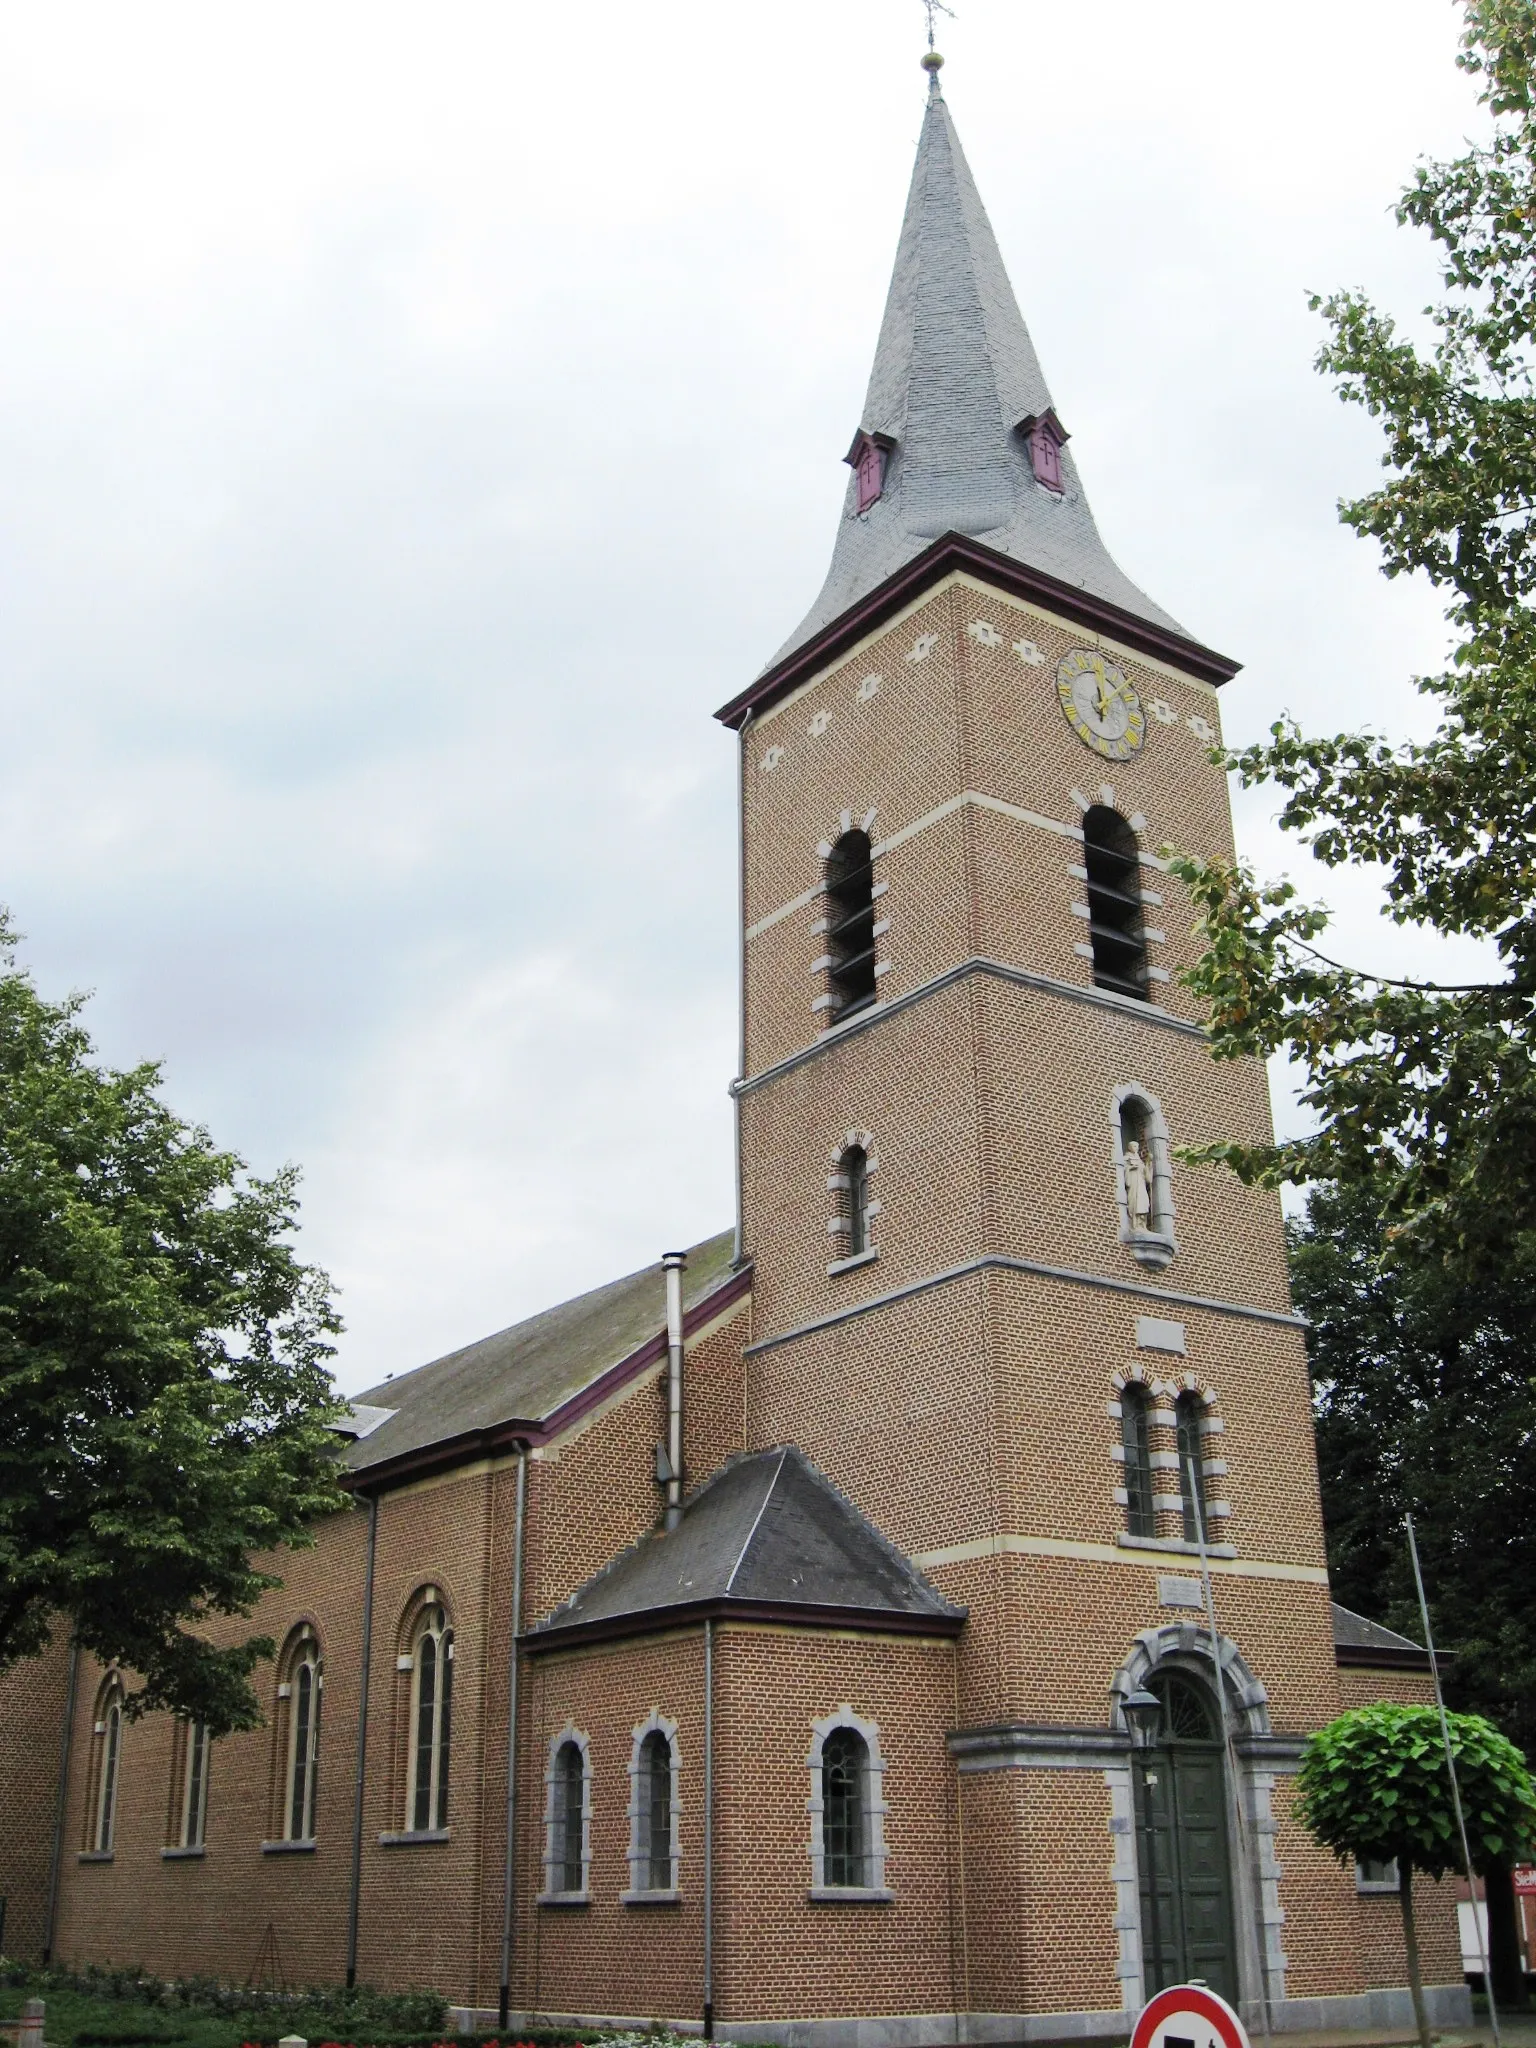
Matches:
[[759, 51, 1187, 677]]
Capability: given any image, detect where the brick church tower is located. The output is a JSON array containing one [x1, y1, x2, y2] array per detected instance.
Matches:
[[0, 51, 1467, 2043]]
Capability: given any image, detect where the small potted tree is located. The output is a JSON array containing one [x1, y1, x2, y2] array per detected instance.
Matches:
[[1296, 1703, 1536, 2048]]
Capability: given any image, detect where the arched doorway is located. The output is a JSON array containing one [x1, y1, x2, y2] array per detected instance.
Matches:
[[1134, 1670, 1238, 2002]]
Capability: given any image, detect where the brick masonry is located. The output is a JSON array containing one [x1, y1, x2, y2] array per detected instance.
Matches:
[[0, 564, 1466, 2031]]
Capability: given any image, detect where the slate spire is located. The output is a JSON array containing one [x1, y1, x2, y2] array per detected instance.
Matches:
[[767, 68, 1184, 669]]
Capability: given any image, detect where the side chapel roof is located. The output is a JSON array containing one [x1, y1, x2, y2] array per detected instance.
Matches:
[[1331, 1601, 1431, 1670], [525, 1444, 967, 1648], [337, 1227, 740, 1484], [763, 69, 1187, 678]]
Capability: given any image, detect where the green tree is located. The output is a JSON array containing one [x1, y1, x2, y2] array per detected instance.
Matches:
[[1297, 1704, 1536, 2048], [1167, 0, 1536, 1277], [0, 918, 347, 1734]]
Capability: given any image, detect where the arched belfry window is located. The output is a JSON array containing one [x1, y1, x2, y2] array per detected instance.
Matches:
[[825, 832, 877, 1021], [843, 1145, 869, 1256], [1120, 1383, 1155, 1539], [1082, 807, 1148, 1000], [1177, 1394, 1208, 1546], [407, 1601, 453, 1833]]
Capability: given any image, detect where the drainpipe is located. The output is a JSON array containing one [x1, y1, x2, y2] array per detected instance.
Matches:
[[42, 1636, 81, 1964], [346, 1492, 379, 1990], [703, 1617, 715, 2041], [732, 712, 753, 1269], [498, 1447, 529, 2032], [662, 1253, 687, 1529]]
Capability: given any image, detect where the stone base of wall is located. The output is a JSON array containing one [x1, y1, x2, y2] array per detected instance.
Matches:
[[452, 1985, 1473, 2047]]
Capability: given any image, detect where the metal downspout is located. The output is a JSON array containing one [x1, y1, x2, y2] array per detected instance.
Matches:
[[662, 1252, 686, 1530], [732, 711, 753, 1268], [499, 1447, 529, 2032], [346, 1492, 380, 1989], [703, 1616, 715, 2040], [42, 1636, 80, 1964]]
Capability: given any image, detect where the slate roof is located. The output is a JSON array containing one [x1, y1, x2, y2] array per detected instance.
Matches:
[[339, 1228, 740, 1481], [1332, 1601, 1429, 1663], [525, 1445, 967, 1646], [766, 74, 1186, 677]]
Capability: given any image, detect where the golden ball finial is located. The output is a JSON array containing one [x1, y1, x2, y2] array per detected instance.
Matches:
[[921, 48, 944, 72]]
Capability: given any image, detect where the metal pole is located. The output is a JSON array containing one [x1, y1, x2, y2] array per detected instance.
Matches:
[[703, 1617, 715, 2041], [43, 1636, 80, 1964], [345, 1493, 379, 1990], [1405, 1514, 1500, 2046], [732, 712, 753, 1270], [499, 1448, 529, 2032], [1187, 1452, 1271, 2036]]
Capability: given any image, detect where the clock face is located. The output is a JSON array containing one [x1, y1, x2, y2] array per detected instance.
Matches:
[[1057, 649, 1146, 761]]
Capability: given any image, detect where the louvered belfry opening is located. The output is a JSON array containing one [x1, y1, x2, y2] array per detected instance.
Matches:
[[1082, 806, 1148, 1000], [825, 830, 877, 1020]]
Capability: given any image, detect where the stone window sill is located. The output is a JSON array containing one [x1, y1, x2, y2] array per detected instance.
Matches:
[[537, 1890, 590, 1908], [1118, 1533, 1237, 1561], [621, 1888, 682, 1906], [807, 1885, 894, 1904], [77, 1851, 114, 1864], [261, 1838, 317, 1855], [827, 1248, 878, 1278], [378, 1829, 450, 1847], [161, 1846, 206, 1860]]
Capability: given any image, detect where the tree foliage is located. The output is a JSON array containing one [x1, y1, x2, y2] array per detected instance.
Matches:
[[1297, 1702, 1536, 1878], [1294, 1178, 1536, 1756], [1167, 0, 1536, 1276], [0, 918, 347, 1733]]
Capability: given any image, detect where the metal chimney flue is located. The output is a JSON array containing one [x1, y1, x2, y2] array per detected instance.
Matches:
[[661, 1252, 686, 1529]]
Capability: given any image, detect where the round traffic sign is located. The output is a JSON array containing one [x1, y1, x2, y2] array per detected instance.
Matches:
[[1129, 1985, 1251, 2048]]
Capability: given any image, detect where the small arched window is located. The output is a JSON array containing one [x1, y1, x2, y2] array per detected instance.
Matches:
[[1177, 1394, 1207, 1545], [626, 1718, 680, 1897], [93, 1684, 124, 1853], [1082, 807, 1147, 1000], [408, 1603, 453, 1833], [180, 1720, 210, 1850], [825, 831, 877, 1022], [843, 1145, 870, 1257], [1121, 1383, 1155, 1539], [543, 1729, 591, 1899], [823, 1727, 868, 1887], [285, 1638, 322, 1842]]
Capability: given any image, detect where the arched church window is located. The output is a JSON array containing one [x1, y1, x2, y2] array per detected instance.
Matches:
[[542, 1727, 591, 1900], [408, 1602, 453, 1833], [283, 1632, 322, 1842], [179, 1719, 210, 1850], [1121, 1384, 1155, 1539], [1177, 1394, 1207, 1545], [825, 831, 878, 1021], [822, 1727, 869, 1887], [626, 1716, 680, 1898], [91, 1679, 124, 1854], [1082, 807, 1148, 1000]]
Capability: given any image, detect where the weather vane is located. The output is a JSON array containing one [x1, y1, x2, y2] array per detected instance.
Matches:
[[921, 0, 955, 51]]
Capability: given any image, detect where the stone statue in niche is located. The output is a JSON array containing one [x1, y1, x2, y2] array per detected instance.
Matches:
[[1123, 1140, 1153, 1233]]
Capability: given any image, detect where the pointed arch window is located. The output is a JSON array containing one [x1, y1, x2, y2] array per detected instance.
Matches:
[[825, 831, 877, 1021], [285, 1636, 322, 1843], [408, 1603, 453, 1833], [1121, 1383, 1155, 1539], [1082, 806, 1148, 1000], [91, 1681, 125, 1854]]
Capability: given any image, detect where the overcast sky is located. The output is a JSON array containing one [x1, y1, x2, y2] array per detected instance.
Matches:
[[0, 1, 1490, 1390]]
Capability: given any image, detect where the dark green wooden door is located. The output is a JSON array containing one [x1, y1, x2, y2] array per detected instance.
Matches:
[[1133, 1675, 1238, 2003]]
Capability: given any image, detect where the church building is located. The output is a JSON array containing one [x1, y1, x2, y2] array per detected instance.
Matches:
[[0, 55, 1468, 2043]]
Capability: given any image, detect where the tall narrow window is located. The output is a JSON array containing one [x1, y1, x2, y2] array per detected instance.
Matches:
[[1121, 1383, 1154, 1538], [287, 1643, 322, 1842], [1177, 1394, 1207, 1544], [844, 1145, 869, 1256], [556, 1739, 585, 1892], [409, 1603, 453, 1833], [94, 1691, 123, 1853], [822, 1727, 868, 1887], [825, 831, 877, 1021], [181, 1720, 210, 1849], [643, 1730, 673, 1890], [1082, 806, 1148, 1000]]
